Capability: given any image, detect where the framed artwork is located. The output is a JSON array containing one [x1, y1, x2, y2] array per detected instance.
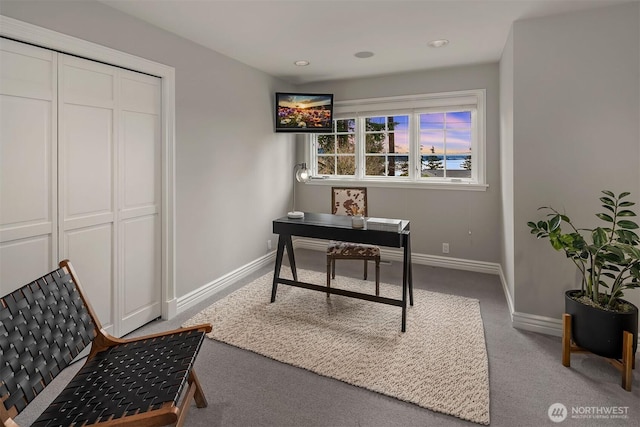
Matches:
[[331, 187, 368, 216]]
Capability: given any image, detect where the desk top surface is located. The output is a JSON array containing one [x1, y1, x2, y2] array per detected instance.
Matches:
[[274, 212, 410, 233]]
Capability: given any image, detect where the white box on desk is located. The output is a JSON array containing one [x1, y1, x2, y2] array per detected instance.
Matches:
[[366, 217, 403, 232]]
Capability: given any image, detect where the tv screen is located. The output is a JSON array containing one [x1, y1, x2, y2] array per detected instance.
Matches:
[[274, 92, 334, 133]]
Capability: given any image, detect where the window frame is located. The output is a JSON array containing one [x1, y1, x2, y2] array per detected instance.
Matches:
[[307, 89, 487, 191]]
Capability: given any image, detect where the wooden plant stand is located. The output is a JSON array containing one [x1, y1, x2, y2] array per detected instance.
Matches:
[[562, 313, 635, 391]]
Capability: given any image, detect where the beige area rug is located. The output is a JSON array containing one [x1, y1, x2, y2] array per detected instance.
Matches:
[[184, 269, 490, 425]]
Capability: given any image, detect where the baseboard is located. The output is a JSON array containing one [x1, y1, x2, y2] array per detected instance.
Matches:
[[163, 297, 177, 320], [176, 250, 276, 314], [497, 266, 515, 320], [512, 311, 563, 337], [293, 238, 502, 275]]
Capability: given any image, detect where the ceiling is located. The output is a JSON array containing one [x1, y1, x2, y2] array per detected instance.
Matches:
[[100, 0, 632, 84]]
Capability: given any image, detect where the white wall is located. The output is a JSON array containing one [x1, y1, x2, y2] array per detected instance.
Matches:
[[509, 2, 640, 320], [0, 0, 295, 298], [297, 64, 501, 263]]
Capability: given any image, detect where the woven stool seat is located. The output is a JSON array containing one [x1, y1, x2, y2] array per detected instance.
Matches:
[[327, 240, 381, 257]]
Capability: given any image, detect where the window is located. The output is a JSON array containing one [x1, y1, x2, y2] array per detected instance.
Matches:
[[365, 115, 409, 177], [309, 90, 486, 190], [419, 111, 472, 179], [317, 118, 356, 176]]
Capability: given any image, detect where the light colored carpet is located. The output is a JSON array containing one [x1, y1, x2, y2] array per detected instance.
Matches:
[[184, 269, 490, 425]]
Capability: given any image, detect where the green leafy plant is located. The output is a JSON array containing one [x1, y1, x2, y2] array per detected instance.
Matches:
[[527, 190, 640, 311]]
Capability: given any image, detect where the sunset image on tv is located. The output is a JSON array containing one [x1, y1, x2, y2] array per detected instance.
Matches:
[[276, 94, 332, 130]]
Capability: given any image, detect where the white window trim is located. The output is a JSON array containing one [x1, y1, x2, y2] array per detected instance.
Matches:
[[307, 89, 487, 191]]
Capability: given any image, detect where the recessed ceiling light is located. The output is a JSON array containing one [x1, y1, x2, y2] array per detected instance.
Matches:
[[294, 60, 310, 66], [354, 51, 375, 59], [427, 39, 449, 48]]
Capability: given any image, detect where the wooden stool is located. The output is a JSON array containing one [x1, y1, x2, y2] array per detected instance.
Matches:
[[562, 313, 635, 391]]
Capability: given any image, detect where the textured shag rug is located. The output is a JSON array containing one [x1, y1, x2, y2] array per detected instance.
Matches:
[[184, 269, 490, 425]]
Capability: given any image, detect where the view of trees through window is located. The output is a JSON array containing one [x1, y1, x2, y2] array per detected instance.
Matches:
[[317, 118, 356, 175], [365, 115, 409, 177]]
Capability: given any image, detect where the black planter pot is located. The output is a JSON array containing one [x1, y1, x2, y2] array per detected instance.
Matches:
[[565, 290, 638, 359]]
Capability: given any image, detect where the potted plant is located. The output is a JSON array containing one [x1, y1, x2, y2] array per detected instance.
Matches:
[[527, 190, 639, 359]]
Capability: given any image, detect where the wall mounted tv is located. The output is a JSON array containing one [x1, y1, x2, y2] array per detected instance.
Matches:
[[274, 92, 334, 133]]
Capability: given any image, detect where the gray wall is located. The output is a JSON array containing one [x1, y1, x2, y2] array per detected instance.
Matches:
[[297, 64, 501, 263], [506, 2, 640, 317], [0, 0, 295, 298]]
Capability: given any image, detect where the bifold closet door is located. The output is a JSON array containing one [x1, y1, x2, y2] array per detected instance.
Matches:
[[0, 39, 57, 294], [1, 42, 161, 336], [58, 55, 161, 336]]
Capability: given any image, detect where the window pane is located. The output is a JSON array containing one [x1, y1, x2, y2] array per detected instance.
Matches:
[[446, 111, 471, 128], [336, 156, 356, 175], [448, 129, 472, 154], [365, 116, 386, 130], [389, 115, 409, 154], [420, 131, 444, 154], [420, 113, 444, 130], [421, 155, 444, 177], [336, 118, 355, 133], [337, 134, 355, 154], [366, 133, 388, 153], [365, 156, 385, 176], [317, 156, 335, 175], [317, 135, 334, 154], [393, 129, 409, 153], [388, 155, 409, 177], [446, 154, 472, 178]]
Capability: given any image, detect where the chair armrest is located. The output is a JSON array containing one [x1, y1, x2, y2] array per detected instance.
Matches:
[[90, 324, 212, 355]]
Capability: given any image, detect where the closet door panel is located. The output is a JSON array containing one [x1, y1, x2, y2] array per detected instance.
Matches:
[[64, 224, 114, 332], [121, 216, 160, 332], [0, 236, 51, 295], [0, 97, 52, 226], [0, 39, 56, 293], [0, 40, 54, 100], [118, 71, 161, 336], [63, 104, 113, 218], [59, 54, 116, 331], [122, 111, 158, 210]]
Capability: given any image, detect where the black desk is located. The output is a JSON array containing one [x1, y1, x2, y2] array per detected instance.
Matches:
[[270, 212, 413, 332]]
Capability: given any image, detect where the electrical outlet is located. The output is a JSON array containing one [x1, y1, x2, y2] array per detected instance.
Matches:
[[442, 243, 450, 254], [267, 240, 272, 250]]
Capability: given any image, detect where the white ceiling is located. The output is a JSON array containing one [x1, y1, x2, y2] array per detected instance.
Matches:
[[100, 0, 632, 84]]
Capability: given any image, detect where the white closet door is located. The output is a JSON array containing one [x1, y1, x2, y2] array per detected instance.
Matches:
[[118, 70, 161, 335], [58, 54, 117, 333], [0, 39, 57, 294]]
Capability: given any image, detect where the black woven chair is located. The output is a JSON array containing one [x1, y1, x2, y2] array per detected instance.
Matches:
[[0, 260, 212, 427]]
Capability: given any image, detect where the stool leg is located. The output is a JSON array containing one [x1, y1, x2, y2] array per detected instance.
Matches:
[[363, 259, 368, 280], [375, 257, 380, 296], [331, 258, 336, 279], [326, 256, 331, 297], [562, 314, 571, 367]]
